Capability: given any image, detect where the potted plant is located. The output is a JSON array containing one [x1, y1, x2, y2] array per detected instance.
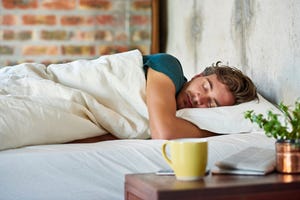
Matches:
[[244, 100, 300, 173]]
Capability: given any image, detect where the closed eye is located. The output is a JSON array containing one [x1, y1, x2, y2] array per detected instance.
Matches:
[[203, 79, 211, 91], [206, 78, 219, 107]]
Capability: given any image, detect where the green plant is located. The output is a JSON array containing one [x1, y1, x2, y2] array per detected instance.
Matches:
[[244, 100, 300, 141]]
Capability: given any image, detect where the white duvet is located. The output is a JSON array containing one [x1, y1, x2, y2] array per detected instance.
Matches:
[[0, 50, 150, 150]]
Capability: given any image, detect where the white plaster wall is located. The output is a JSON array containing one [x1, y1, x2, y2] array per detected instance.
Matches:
[[245, 0, 300, 104], [166, 0, 300, 105], [166, 0, 198, 76]]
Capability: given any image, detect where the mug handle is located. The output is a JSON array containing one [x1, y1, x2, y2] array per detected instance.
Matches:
[[162, 142, 173, 167]]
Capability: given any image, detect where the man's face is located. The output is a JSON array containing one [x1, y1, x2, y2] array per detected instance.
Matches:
[[176, 74, 235, 109]]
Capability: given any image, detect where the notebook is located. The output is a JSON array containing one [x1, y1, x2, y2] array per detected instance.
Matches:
[[212, 146, 276, 175]]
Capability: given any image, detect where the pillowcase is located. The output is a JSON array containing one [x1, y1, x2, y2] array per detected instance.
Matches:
[[176, 94, 282, 134]]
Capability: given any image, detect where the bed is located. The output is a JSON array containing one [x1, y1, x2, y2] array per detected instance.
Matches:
[[0, 50, 281, 200], [0, 133, 275, 200]]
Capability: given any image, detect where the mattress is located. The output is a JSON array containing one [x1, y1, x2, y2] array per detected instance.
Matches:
[[0, 132, 275, 200]]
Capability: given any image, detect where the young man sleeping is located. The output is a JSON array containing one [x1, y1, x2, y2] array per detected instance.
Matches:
[[70, 53, 257, 143]]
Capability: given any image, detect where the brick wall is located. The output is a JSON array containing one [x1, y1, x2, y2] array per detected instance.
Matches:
[[0, 0, 152, 66]]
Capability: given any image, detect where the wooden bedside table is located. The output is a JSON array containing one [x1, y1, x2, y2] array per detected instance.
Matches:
[[125, 173, 300, 200]]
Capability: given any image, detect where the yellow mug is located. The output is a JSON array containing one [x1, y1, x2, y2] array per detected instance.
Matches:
[[161, 138, 208, 181]]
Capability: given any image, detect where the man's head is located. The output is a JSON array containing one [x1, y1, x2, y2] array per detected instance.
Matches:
[[176, 62, 257, 109]]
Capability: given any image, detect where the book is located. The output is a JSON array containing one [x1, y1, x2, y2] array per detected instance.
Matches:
[[211, 146, 276, 175]]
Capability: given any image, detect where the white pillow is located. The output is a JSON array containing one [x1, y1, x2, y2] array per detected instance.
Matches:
[[176, 94, 282, 134]]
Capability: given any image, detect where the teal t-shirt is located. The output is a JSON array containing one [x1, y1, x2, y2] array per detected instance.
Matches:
[[143, 53, 187, 94]]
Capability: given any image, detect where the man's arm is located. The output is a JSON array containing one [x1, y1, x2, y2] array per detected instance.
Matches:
[[146, 68, 216, 139]]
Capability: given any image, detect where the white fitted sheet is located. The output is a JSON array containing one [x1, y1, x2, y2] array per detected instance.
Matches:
[[0, 132, 275, 200]]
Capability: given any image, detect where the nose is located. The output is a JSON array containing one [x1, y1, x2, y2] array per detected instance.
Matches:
[[193, 94, 209, 108]]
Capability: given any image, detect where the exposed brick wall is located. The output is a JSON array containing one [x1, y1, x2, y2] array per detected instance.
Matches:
[[0, 0, 152, 66]]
